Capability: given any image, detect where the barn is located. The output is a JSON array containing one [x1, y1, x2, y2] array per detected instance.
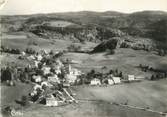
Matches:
[[90, 78, 101, 85]]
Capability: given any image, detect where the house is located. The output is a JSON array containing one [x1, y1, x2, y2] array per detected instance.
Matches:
[[21, 51, 26, 56], [108, 79, 114, 85], [42, 66, 51, 75], [90, 78, 101, 85], [34, 60, 40, 68], [45, 94, 60, 107], [128, 75, 135, 81], [48, 74, 60, 84], [32, 75, 42, 83], [112, 77, 121, 84], [36, 54, 43, 61], [55, 69, 61, 74], [65, 74, 77, 83]]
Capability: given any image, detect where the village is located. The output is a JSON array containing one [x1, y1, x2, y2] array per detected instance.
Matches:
[[1, 46, 167, 116]]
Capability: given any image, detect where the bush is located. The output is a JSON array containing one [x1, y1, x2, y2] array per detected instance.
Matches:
[[120, 42, 129, 48], [0, 46, 21, 54], [25, 48, 36, 54]]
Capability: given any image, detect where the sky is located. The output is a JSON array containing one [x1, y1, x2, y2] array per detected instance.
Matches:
[[0, 0, 167, 15]]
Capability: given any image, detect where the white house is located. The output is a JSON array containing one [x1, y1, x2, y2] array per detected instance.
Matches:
[[48, 74, 60, 84], [90, 78, 101, 85], [21, 51, 26, 56], [128, 75, 135, 81], [108, 79, 114, 85], [42, 66, 51, 75], [36, 54, 43, 61], [112, 77, 121, 84], [55, 69, 61, 74], [34, 60, 40, 68], [45, 95, 58, 107], [65, 74, 77, 83]]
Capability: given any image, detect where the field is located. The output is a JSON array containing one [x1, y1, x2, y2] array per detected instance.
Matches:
[[63, 49, 167, 78], [73, 79, 167, 112], [1, 80, 167, 117]]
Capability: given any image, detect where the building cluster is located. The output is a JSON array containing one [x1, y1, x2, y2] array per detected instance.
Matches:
[[27, 50, 82, 106], [1, 49, 167, 108], [90, 74, 138, 86], [1, 50, 82, 106]]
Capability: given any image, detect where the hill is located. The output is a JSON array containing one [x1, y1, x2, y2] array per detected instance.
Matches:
[[1, 11, 167, 41]]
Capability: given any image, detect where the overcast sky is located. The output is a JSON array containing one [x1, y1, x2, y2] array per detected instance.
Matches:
[[0, 0, 167, 15]]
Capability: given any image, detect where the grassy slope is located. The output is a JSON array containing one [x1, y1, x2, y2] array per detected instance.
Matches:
[[73, 79, 167, 112], [63, 49, 167, 77], [0, 82, 33, 107], [2, 80, 166, 117], [1, 33, 96, 51], [20, 101, 164, 117]]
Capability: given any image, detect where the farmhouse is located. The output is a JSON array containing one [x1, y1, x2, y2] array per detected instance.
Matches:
[[128, 75, 135, 81], [90, 78, 101, 85], [112, 77, 121, 84], [45, 94, 59, 107], [108, 79, 115, 85]]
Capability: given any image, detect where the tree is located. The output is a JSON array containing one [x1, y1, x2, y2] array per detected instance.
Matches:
[[109, 69, 114, 74], [119, 71, 123, 78]]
